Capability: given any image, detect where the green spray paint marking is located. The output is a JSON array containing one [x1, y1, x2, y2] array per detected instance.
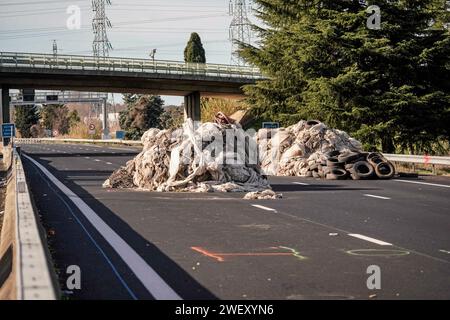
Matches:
[[278, 246, 307, 261]]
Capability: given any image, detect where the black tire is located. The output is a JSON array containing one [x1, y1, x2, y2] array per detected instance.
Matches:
[[367, 152, 387, 162], [327, 157, 345, 168], [326, 150, 341, 158], [375, 162, 395, 179], [326, 168, 348, 180], [367, 152, 381, 160], [351, 161, 375, 179], [305, 120, 321, 129], [368, 156, 385, 167], [338, 152, 363, 163]]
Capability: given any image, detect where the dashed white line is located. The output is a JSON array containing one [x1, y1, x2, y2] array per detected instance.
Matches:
[[251, 204, 277, 212], [94, 159, 101, 162], [106, 162, 113, 165], [395, 179, 450, 189], [363, 194, 391, 200], [85, 157, 90, 159], [439, 250, 450, 255], [348, 234, 393, 246], [293, 182, 310, 186]]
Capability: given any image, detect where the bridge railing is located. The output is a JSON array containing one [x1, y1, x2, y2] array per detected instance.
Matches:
[[10, 91, 108, 104], [0, 52, 263, 80]]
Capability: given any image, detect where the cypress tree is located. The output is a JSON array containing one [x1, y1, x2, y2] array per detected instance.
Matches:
[[15, 105, 40, 138], [184, 32, 206, 63], [241, 0, 450, 154]]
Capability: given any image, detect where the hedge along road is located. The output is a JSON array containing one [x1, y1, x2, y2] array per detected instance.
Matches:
[[17, 142, 450, 300]]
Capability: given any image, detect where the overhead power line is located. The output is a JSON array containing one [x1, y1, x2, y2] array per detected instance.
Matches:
[[92, 0, 113, 58], [228, 0, 252, 66]]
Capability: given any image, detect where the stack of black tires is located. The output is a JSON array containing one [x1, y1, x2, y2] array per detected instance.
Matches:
[[308, 151, 396, 180]]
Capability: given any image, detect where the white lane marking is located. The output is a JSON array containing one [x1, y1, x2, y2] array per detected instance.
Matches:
[[439, 250, 450, 254], [395, 179, 450, 189], [94, 159, 101, 162], [293, 182, 310, 186], [363, 194, 391, 200], [85, 157, 90, 159], [106, 162, 113, 165], [251, 204, 277, 212], [348, 234, 393, 246], [23, 154, 181, 300]]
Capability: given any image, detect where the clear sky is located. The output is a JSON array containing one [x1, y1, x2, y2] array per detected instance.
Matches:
[[0, 0, 255, 105]]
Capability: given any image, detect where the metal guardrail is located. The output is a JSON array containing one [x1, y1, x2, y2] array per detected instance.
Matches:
[[0, 51, 263, 80], [384, 154, 450, 166], [13, 148, 57, 300], [14, 139, 450, 166], [15, 138, 143, 146]]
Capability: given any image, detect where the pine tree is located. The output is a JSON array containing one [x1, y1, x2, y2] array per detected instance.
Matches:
[[184, 32, 206, 63], [241, 0, 450, 154], [14, 104, 40, 138], [119, 95, 165, 140]]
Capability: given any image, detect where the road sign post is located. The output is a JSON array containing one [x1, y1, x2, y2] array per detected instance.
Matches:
[[88, 123, 96, 136], [2, 123, 16, 146]]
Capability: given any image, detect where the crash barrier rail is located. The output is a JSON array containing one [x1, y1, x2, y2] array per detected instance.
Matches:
[[384, 154, 450, 166], [15, 139, 450, 166], [0, 147, 57, 299], [15, 138, 142, 146], [0, 51, 263, 80]]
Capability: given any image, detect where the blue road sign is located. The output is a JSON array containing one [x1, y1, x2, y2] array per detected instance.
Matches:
[[262, 122, 280, 129], [116, 131, 125, 140], [2, 123, 16, 138]]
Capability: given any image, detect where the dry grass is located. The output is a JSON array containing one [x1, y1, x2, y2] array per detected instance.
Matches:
[[64, 120, 102, 139], [200, 98, 248, 123]]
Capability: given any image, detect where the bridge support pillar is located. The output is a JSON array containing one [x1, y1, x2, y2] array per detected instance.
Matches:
[[1, 85, 11, 146], [101, 98, 110, 140], [184, 91, 201, 122]]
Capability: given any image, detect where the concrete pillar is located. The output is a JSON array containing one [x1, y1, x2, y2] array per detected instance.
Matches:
[[101, 98, 110, 140], [1, 86, 11, 146], [184, 91, 201, 122]]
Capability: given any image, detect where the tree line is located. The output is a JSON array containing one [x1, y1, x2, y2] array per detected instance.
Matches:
[[240, 0, 450, 154]]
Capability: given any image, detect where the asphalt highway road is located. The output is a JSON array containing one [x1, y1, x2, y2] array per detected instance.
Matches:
[[18, 143, 450, 300]]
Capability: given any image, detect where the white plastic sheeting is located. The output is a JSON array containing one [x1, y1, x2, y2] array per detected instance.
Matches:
[[104, 120, 274, 196]]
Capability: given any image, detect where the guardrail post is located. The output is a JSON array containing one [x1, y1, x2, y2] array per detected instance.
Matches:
[[1, 85, 11, 146]]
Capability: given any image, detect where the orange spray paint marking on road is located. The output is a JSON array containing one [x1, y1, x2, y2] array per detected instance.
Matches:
[[191, 246, 306, 262], [191, 247, 225, 262]]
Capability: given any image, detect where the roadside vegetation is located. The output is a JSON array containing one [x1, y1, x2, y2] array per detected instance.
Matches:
[[240, 0, 450, 155]]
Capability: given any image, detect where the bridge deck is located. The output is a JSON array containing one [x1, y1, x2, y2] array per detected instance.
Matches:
[[0, 52, 264, 97]]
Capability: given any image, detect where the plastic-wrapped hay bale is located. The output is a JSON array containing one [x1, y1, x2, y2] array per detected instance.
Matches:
[[258, 120, 365, 177], [104, 119, 275, 195]]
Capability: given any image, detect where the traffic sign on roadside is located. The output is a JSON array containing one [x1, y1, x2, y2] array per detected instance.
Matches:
[[1, 123, 16, 138], [262, 122, 280, 129], [89, 123, 96, 135]]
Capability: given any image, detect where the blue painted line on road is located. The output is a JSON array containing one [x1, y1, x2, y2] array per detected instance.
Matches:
[[23, 154, 181, 300], [25, 157, 138, 300]]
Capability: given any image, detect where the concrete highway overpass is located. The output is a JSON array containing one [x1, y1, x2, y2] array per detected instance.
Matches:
[[0, 51, 264, 124]]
